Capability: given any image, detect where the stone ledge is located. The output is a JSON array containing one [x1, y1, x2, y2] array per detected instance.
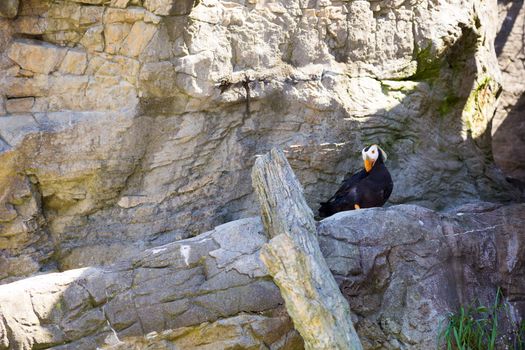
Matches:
[[0, 203, 523, 349]]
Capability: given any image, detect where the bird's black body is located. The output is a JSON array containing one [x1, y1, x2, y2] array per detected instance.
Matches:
[[318, 150, 393, 218]]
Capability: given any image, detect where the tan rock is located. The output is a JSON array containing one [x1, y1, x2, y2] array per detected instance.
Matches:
[[119, 21, 157, 57], [59, 49, 88, 75], [1, 76, 49, 98], [0, 96, 6, 116], [17, 69, 33, 78], [267, 3, 286, 14], [109, 314, 300, 350], [49, 75, 89, 95], [46, 17, 77, 32], [171, 50, 217, 97], [47, 1, 81, 21], [95, 55, 140, 84], [7, 39, 68, 75], [84, 76, 138, 110], [66, 0, 106, 4], [4, 66, 19, 77], [143, 11, 162, 24], [110, 0, 131, 8], [113, 55, 141, 81], [174, 51, 213, 79], [0, 204, 523, 349], [0, 255, 39, 278], [138, 22, 171, 61], [84, 54, 106, 75], [15, 0, 48, 18], [0, 203, 17, 223], [5, 97, 35, 113], [12, 16, 47, 35], [0, 115, 39, 147], [190, 2, 223, 24], [79, 5, 104, 25], [117, 195, 149, 208], [43, 31, 83, 47], [80, 24, 104, 52], [143, 0, 165, 14], [175, 73, 214, 98], [32, 98, 48, 112], [0, 0, 19, 19], [139, 61, 178, 97], [104, 7, 146, 23], [104, 23, 132, 54], [46, 75, 90, 110], [143, 0, 194, 15]]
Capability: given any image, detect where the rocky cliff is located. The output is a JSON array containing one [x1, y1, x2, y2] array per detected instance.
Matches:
[[1, 203, 523, 349], [0, 0, 524, 348], [492, 0, 525, 185], [0, 0, 519, 282]]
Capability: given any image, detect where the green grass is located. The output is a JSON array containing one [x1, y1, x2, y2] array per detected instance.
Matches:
[[438, 289, 525, 350]]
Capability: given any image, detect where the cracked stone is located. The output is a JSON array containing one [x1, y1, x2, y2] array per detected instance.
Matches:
[[7, 39, 68, 74]]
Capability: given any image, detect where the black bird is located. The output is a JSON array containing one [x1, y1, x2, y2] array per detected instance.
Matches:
[[318, 144, 393, 218]]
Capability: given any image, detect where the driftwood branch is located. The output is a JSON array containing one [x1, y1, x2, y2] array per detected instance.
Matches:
[[251, 148, 363, 350]]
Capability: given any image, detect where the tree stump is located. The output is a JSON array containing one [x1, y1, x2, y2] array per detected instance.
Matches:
[[251, 148, 363, 350]]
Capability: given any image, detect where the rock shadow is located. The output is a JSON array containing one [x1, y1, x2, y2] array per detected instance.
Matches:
[[493, 90, 525, 188], [308, 25, 516, 213], [495, 0, 525, 57]]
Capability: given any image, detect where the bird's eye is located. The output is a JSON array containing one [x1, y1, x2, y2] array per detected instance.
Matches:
[[371, 150, 376, 154]]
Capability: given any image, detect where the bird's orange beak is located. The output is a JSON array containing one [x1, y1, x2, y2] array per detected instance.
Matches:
[[364, 157, 374, 172]]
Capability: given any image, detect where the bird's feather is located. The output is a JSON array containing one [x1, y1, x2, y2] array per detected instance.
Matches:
[[318, 148, 393, 218]]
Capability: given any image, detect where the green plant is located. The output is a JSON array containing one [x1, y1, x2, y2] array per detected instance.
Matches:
[[508, 314, 525, 350], [438, 289, 525, 350]]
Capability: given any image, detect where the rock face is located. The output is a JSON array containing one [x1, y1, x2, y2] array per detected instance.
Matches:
[[320, 202, 525, 349], [0, 1, 522, 348], [0, 0, 18, 19], [0, 0, 518, 279], [493, 0, 525, 184], [0, 203, 523, 349], [0, 217, 299, 349]]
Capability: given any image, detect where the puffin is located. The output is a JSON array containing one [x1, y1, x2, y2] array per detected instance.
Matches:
[[318, 144, 393, 218]]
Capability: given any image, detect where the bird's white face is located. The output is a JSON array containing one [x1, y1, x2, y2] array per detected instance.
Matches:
[[361, 144, 385, 172], [362, 145, 379, 163]]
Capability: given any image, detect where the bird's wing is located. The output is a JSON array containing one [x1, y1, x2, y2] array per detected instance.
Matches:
[[372, 164, 393, 201], [325, 169, 367, 203], [383, 180, 393, 201], [357, 165, 393, 203]]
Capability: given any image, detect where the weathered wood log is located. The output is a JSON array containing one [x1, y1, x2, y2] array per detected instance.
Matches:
[[251, 148, 363, 350]]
